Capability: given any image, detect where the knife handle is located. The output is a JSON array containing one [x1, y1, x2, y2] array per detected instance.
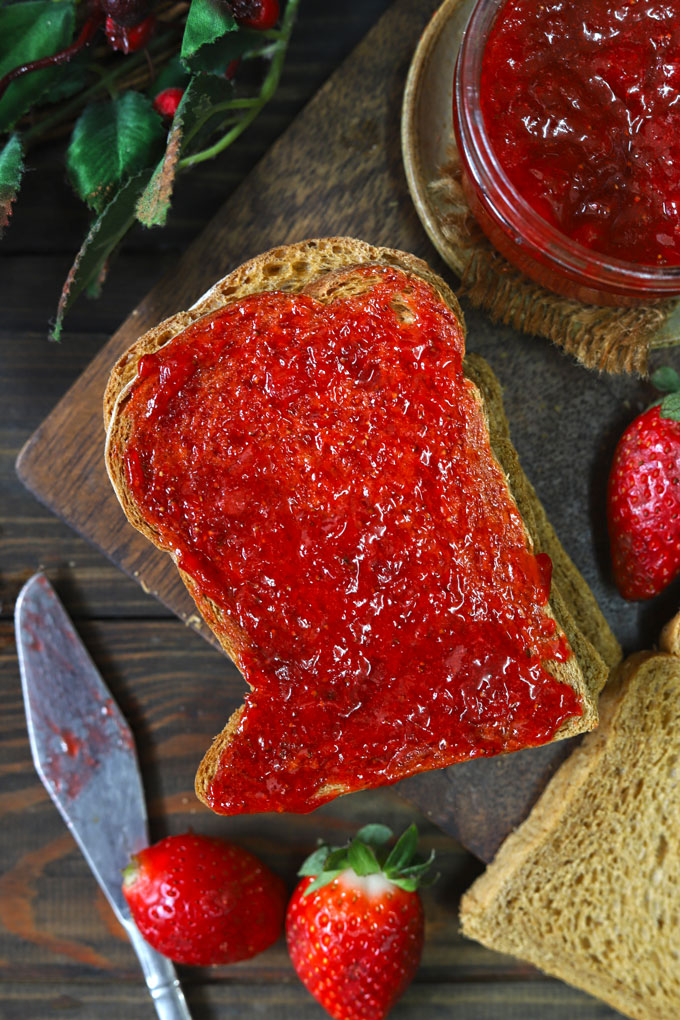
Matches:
[[124, 918, 193, 1020], [149, 981, 193, 1020]]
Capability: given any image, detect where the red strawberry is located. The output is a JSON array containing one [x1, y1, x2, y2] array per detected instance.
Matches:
[[122, 832, 287, 966], [608, 366, 680, 600], [286, 824, 434, 1020]]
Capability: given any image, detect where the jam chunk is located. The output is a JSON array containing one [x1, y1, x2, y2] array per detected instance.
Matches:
[[122, 267, 581, 814]]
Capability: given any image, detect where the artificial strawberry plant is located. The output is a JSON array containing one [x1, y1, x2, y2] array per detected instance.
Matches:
[[0, 0, 298, 337]]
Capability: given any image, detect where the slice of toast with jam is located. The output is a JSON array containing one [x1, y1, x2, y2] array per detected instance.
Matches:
[[104, 237, 620, 816]]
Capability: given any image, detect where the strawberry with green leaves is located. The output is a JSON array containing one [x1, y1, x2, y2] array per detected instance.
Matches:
[[608, 366, 680, 600], [286, 824, 435, 1020]]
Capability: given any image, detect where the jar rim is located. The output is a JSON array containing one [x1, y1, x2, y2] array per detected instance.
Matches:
[[454, 0, 680, 294]]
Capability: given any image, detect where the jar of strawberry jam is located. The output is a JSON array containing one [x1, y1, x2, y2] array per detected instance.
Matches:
[[453, 0, 680, 305]]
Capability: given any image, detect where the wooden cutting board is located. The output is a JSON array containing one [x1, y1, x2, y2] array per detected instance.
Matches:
[[16, 0, 589, 864]]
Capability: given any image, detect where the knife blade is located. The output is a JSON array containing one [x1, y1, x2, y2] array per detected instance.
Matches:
[[15, 573, 192, 1020]]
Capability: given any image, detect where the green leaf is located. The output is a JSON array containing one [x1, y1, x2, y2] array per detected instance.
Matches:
[[297, 846, 330, 878], [182, 25, 266, 75], [384, 824, 419, 875], [323, 847, 350, 872], [660, 392, 680, 421], [652, 366, 680, 394], [354, 824, 393, 852], [302, 870, 344, 897], [44, 49, 92, 104], [136, 127, 182, 227], [181, 81, 239, 156], [53, 169, 153, 340], [137, 73, 234, 227], [0, 133, 23, 237], [390, 870, 439, 891], [347, 840, 380, 877], [395, 851, 436, 880], [0, 0, 75, 131], [181, 0, 236, 69], [67, 92, 165, 215], [389, 877, 419, 893]]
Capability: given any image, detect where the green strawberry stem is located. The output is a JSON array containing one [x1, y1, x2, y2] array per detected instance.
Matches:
[[299, 824, 437, 897]]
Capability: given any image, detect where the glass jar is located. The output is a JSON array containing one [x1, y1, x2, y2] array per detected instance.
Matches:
[[453, 0, 680, 306]]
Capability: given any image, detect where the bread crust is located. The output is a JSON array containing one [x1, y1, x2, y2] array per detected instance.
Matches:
[[104, 237, 615, 812]]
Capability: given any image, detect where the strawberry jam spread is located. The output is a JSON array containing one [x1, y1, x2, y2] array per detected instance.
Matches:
[[481, 0, 680, 265], [122, 266, 580, 814]]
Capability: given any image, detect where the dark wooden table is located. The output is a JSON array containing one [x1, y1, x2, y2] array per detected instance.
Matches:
[[1, 3, 672, 1017]]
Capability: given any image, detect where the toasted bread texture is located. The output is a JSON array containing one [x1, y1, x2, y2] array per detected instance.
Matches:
[[462, 354, 620, 686], [104, 237, 618, 815], [460, 622, 680, 1020]]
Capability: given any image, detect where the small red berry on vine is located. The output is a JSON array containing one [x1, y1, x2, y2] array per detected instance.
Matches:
[[286, 824, 435, 1020], [153, 87, 184, 119], [607, 366, 680, 600], [122, 832, 287, 966], [231, 0, 279, 30], [105, 12, 156, 52]]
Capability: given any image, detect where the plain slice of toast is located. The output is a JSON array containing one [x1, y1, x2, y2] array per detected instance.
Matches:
[[104, 237, 618, 815], [460, 625, 680, 1020]]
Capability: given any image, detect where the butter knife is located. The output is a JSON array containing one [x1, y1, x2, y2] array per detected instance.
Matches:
[[15, 573, 192, 1020]]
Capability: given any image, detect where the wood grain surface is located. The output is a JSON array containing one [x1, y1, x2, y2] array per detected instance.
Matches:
[[3, 0, 678, 1017], [0, 979, 627, 1020]]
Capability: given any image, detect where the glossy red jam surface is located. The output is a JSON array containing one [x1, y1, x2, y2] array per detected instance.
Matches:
[[123, 267, 580, 814], [481, 0, 680, 266]]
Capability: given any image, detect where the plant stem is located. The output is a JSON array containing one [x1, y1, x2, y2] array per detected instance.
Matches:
[[179, 100, 261, 166], [0, 9, 103, 104], [177, 0, 300, 170]]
